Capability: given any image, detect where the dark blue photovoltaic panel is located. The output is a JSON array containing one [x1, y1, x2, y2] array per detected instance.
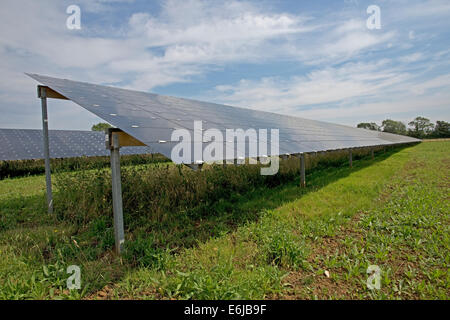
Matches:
[[26, 74, 420, 164], [0, 128, 152, 161]]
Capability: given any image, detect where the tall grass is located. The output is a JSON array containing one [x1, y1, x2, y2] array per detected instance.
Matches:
[[55, 162, 296, 224], [54, 146, 382, 242]]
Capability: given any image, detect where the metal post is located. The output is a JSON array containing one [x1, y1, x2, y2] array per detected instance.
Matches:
[[349, 149, 353, 168], [371, 149, 374, 160], [39, 87, 53, 214], [110, 133, 125, 255], [300, 153, 306, 188]]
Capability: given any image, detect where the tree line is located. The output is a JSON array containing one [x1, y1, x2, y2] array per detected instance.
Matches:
[[357, 117, 450, 139]]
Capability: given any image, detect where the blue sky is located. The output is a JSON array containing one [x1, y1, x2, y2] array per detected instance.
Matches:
[[0, 0, 449, 130]]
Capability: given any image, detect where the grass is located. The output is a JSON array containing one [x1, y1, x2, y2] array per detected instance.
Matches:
[[0, 153, 169, 180], [0, 141, 448, 299], [278, 141, 449, 299]]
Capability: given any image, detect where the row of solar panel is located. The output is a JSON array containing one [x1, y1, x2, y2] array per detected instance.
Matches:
[[25, 74, 421, 164], [0, 128, 152, 161]]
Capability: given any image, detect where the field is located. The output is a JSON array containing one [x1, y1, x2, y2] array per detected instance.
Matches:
[[0, 141, 448, 299]]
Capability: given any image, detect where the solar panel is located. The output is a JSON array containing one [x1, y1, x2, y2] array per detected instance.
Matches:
[[26, 73, 420, 164], [0, 128, 152, 161]]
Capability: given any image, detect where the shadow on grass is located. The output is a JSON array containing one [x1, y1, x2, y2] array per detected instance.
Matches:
[[122, 144, 413, 254]]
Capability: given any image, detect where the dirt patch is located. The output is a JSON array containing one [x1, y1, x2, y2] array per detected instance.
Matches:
[[275, 211, 368, 299], [87, 283, 162, 300]]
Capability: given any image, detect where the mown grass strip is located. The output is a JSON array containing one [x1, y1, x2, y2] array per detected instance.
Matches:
[[280, 141, 449, 299]]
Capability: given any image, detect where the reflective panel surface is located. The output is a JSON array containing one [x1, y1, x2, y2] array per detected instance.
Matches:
[[0, 128, 152, 161], [27, 74, 420, 164]]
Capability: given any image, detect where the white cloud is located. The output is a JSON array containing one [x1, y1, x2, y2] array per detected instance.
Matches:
[[398, 52, 423, 63], [208, 57, 450, 125], [407, 74, 450, 95], [399, 0, 450, 19], [76, 0, 136, 13], [211, 60, 412, 112], [0, 0, 448, 130], [297, 92, 450, 125], [0, 0, 396, 87]]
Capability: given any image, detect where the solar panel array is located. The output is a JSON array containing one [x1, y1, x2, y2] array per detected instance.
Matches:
[[0, 128, 152, 161], [26, 73, 420, 164]]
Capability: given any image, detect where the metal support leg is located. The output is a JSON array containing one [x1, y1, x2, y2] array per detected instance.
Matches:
[[300, 153, 306, 188], [110, 133, 125, 255], [39, 87, 53, 214], [349, 149, 353, 168]]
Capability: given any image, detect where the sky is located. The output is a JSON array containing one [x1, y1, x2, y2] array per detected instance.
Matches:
[[0, 0, 449, 130]]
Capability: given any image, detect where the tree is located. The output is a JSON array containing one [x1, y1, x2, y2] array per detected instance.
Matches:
[[381, 119, 407, 135], [432, 120, 450, 138], [407, 116, 434, 138], [357, 122, 380, 131], [91, 122, 112, 132]]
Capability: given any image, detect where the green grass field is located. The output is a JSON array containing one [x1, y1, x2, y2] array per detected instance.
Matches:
[[0, 141, 448, 299]]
